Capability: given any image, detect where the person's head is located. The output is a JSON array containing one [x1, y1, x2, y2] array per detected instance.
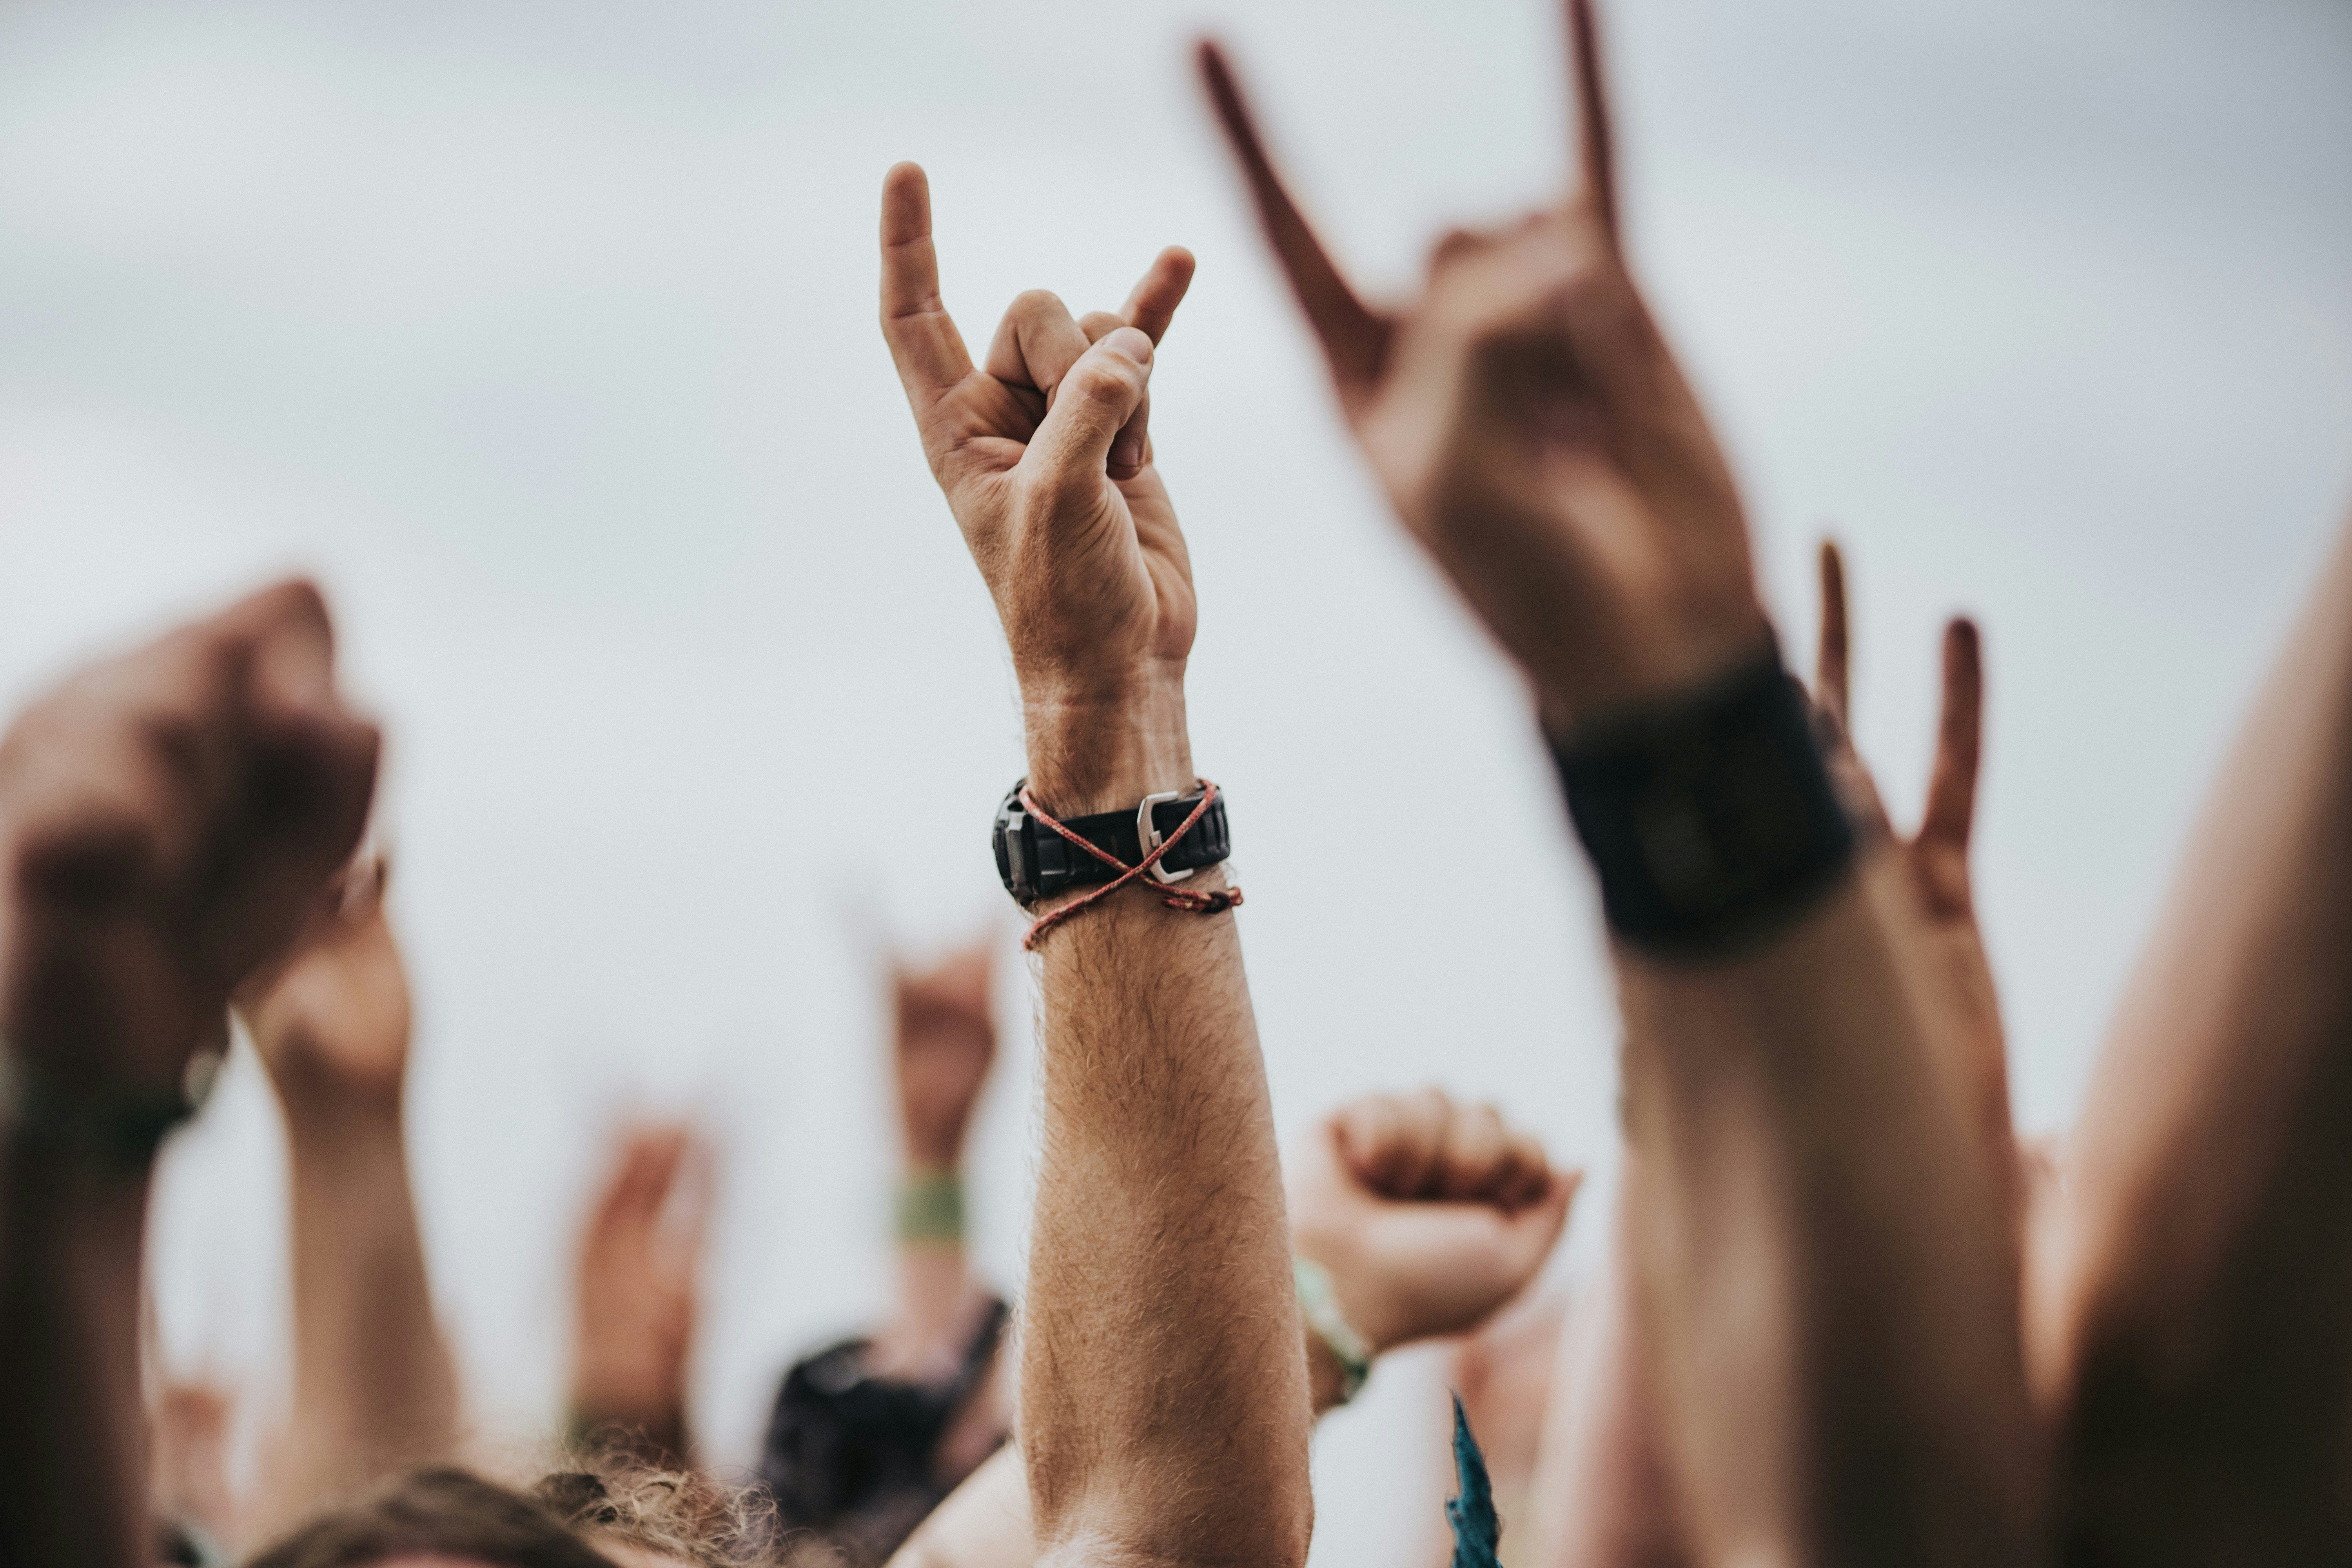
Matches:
[[241, 1460, 773, 1568]]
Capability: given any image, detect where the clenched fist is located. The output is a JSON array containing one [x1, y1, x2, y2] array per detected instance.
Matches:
[[0, 581, 378, 1116], [1290, 1088, 1579, 1353]]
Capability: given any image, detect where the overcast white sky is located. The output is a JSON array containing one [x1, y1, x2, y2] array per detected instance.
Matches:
[[1, 0, 2347, 1559]]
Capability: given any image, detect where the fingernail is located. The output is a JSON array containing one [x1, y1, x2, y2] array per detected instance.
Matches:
[[1104, 327, 1152, 365], [1111, 436, 1144, 472]]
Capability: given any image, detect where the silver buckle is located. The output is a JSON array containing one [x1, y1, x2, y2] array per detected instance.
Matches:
[[1137, 790, 1196, 884]]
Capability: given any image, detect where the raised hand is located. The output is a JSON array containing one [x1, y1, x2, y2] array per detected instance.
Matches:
[[893, 941, 996, 1172], [1290, 1088, 1578, 1353], [879, 162, 1199, 810], [570, 1122, 713, 1465], [1201, 2, 1767, 733], [0, 580, 379, 1107], [236, 852, 409, 1115], [1813, 543, 2013, 1202]]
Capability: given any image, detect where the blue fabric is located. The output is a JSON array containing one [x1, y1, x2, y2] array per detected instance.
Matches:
[[1446, 1394, 1502, 1568]]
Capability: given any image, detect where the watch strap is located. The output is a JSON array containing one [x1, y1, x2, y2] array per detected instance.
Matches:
[[1550, 647, 1853, 955], [995, 782, 1230, 903]]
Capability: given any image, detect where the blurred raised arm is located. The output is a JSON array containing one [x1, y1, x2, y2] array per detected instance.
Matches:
[[0, 582, 377, 1568], [238, 851, 461, 1537], [2049, 512, 2352, 1562], [568, 1122, 711, 1470], [1527, 547, 2013, 1568], [1203, 9, 2042, 1563]]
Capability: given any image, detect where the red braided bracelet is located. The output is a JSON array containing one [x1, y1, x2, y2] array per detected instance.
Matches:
[[1018, 779, 1243, 949]]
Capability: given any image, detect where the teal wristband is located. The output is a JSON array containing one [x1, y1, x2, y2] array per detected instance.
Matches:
[[895, 1171, 966, 1243], [1294, 1256, 1373, 1405]]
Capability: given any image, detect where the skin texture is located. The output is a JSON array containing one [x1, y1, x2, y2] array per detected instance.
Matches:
[[2046, 512, 2352, 1562], [569, 1122, 712, 1468], [0, 580, 378, 1568], [880, 160, 1310, 1568], [237, 851, 463, 1540], [1203, 9, 2043, 1564], [887, 1090, 1577, 1568]]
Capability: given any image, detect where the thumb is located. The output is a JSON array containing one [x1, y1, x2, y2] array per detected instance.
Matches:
[[1024, 327, 1152, 501], [1501, 1168, 1580, 1281]]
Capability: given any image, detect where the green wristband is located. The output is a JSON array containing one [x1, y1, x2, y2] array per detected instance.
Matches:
[[1294, 1256, 1373, 1405], [895, 1170, 966, 1243]]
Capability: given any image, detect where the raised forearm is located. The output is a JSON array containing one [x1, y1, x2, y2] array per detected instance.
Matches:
[[255, 1105, 456, 1529], [0, 1132, 152, 1568], [1615, 849, 2042, 1568], [2055, 516, 2352, 1552], [895, 1318, 1354, 1568], [1530, 1169, 1688, 1568], [1024, 873, 1310, 1568]]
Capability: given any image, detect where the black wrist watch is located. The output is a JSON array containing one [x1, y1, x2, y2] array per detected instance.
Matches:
[[992, 779, 1231, 906]]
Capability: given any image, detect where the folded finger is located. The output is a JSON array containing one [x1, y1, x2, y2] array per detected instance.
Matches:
[[1436, 1100, 1510, 1199]]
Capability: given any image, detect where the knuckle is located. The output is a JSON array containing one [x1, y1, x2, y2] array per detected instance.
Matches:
[[1010, 287, 1067, 322], [1065, 358, 1142, 407]]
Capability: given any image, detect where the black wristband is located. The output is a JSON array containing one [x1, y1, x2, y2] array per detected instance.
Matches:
[[992, 781, 1230, 906], [0, 1043, 221, 1171], [1549, 648, 1853, 956]]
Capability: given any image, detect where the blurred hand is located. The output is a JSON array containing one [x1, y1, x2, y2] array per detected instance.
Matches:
[[894, 941, 996, 1171], [878, 162, 1202, 811], [235, 852, 408, 1116], [150, 1375, 240, 1549], [571, 1123, 713, 1444], [1812, 542, 2013, 1191], [1203, 3, 1768, 735], [0, 580, 379, 1102], [1290, 1089, 1579, 1353]]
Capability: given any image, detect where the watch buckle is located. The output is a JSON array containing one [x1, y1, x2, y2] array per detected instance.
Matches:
[[1138, 791, 1195, 884]]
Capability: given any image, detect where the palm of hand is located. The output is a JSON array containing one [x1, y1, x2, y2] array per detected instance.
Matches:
[[945, 407, 1196, 686], [575, 1127, 707, 1414], [894, 946, 999, 1167]]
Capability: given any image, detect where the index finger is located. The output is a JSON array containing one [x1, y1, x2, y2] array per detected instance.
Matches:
[[1198, 42, 1392, 391], [1566, 0, 1621, 249], [879, 162, 976, 402]]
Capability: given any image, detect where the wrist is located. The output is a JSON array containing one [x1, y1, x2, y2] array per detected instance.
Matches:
[[1292, 1231, 1412, 1355], [0, 1035, 220, 1177], [279, 1090, 407, 1170], [259, 1038, 407, 1125], [1022, 682, 1193, 817], [1532, 605, 1774, 738]]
